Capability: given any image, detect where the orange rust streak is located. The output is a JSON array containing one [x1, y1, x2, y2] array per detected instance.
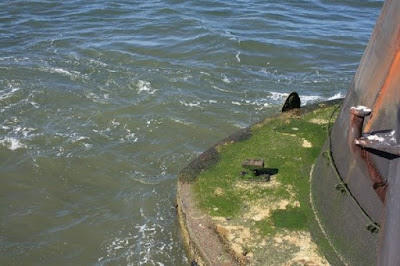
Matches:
[[364, 49, 400, 132]]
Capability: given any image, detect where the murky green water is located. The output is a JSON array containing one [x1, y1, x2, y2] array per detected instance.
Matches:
[[0, 0, 382, 264]]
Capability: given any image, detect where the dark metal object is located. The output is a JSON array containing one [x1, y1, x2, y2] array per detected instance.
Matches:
[[254, 168, 278, 176], [356, 132, 400, 157], [354, 107, 400, 265], [240, 165, 278, 182], [282, 92, 300, 113], [356, 106, 400, 157]]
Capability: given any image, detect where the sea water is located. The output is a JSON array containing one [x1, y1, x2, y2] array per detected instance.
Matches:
[[0, 0, 382, 264]]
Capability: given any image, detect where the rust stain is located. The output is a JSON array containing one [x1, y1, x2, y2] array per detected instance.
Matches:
[[361, 150, 387, 204], [365, 49, 400, 132]]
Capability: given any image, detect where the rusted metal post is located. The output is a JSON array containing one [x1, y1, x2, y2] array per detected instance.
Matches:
[[350, 106, 388, 203], [349, 106, 387, 202], [349, 106, 371, 154]]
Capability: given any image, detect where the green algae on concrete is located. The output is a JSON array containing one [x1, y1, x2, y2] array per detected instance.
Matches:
[[189, 102, 341, 264]]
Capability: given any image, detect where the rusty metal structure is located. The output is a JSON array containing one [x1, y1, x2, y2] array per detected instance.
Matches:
[[311, 0, 400, 264]]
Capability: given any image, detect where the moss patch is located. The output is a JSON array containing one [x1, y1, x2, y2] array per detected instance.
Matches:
[[194, 106, 336, 218], [271, 207, 308, 230], [190, 103, 340, 264]]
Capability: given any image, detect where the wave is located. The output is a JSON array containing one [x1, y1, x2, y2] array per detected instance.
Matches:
[[0, 137, 26, 150], [179, 100, 201, 108], [328, 92, 345, 100], [40, 67, 86, 80], [0, 86, 20, 101], [267, 91, 345, 106], [235, 51, 241, 63], [137, 80, 157, 95]]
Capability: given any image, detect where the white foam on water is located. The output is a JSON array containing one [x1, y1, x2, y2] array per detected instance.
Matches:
[[236, 51, 241, 63], [125, 132, 138, 142], [179, 100, 201, 108], [300, 95, 321, 105], [85, 92, 109, 104], [229, 99, 271, 111], [137, 80, 156, 94], [30, 101, 40, 108], [0, 56, 30, 63], [260, 68, 271, 74], [268, 92, 289, 101], [104, 235, 134, 262], [0, 56, 11, 61], [0, 86, 20, 101], [303, 79, 325, 84], [42, 67, 85, 80], [221, 74, 231, 83], [51, 67, 72, 75], [135, 219, 157, 265], [200, 71, 211, 76], [182, 75, 191, 82], [171, 118, 192, 126], [8, 125, 37, 138], [233, 122, 248, 129], [111, 119, 120, 127], [212, 85, 231, 93], [71, 136, 90, 143], [252, 100, 270, 110], [89, 59, 108, 67], [225, 30, 240, 43], [56, 147, 65, 157], [328, 92, 345, 100], [0, 137, 26, 150], [19, 127, 36, 138], [1, 98, 30, 113]]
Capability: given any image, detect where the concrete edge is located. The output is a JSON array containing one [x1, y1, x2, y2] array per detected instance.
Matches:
[[177, 182, 239, 265]]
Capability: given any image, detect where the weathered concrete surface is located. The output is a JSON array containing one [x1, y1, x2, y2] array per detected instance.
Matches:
[[177, 181, 239, 266]]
